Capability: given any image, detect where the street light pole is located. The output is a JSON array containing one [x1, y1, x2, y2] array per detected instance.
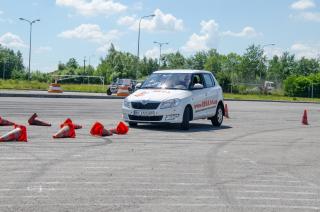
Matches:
[[2, 58, 6, 80], [137, 14, 155, 59], [260, 43, 276, 81], [262, 43, 276, 49], [19, 18, 40, 80], [154, 41, 169, 67]]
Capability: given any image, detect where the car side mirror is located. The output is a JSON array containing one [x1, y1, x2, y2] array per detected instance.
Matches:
[[192, 83, 204, 90], [135, 83, 142, 90]]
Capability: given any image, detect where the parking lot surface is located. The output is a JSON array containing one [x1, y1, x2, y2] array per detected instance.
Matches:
[[0, 97, 319, 212]]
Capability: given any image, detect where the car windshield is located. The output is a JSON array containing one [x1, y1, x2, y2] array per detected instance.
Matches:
[[141, 73, 192, 90], [117, 79, 131, 85]]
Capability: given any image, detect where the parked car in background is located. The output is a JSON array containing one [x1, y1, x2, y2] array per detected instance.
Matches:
[[107, 78, 136, 95]]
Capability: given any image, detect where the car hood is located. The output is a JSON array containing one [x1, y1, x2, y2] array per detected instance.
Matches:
[[127, 89, 191, 102]]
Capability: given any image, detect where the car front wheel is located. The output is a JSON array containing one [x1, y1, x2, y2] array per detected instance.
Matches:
[[211, 104, 223, 127], [180, 106, 191, 130]]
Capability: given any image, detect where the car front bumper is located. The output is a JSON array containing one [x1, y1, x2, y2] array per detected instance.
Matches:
[[122, 106, 184, 124]]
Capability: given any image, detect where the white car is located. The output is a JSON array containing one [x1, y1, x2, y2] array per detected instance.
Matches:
[[122, 70, 225, 130]]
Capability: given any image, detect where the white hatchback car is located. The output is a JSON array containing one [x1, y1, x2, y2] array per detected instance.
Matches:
[[122, 70, 225, 130]]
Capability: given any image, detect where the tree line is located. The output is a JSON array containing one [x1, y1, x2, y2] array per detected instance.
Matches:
[[1, 43, 320, 97]]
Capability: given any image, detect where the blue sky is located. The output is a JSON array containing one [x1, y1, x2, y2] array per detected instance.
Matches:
[[0, 0, 319, 72]]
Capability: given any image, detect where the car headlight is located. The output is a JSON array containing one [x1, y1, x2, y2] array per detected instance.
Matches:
[[160, 99, 180, 109], [123, 98, 131, 108]]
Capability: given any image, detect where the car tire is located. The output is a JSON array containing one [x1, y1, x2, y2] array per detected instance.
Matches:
[[180, 106, 191, 130], [107, 88, 112, 95], [211, 104, 223, 127], [129, 122, 138, 127]]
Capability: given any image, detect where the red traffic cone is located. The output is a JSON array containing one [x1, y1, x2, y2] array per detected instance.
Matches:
[[302, 109, 309, 125], [0, 124, 27, 142], [90, 122, 113, 137], [0, 116, 15, 126], [61, 118, 82, 129], [224, 104, 229, 118], [53, 122, 75, 138], [28, 113, 51, 126], [110, 122, 129, 135]]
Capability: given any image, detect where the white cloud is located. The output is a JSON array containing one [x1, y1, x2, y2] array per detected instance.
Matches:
[[0, 32, 26, 48], [132, 2, 143, 11], [291, 0, 315, 10], [35, 46, 52, 54], [0, 10, 3, 15], [58, 24, 121, 52], [117, 16, 136, 27], [263, 47, 283, 58], [56, 0, 127, 17], [144, 47, 174, 59], [222, 26, 261, 38], [291, 43, 320, 58], [117, 9, 184, 32], [182, 20, 219, 53], [299, 11, 320, 22], [58, 24, 120, 43]]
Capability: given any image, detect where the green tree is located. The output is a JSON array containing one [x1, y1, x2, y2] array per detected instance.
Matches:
[[161, 52, 187, 69], [240, 45, 266, 82]]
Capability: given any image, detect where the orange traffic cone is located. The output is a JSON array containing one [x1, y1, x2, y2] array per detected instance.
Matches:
[[90, 122, 113, 137], [224, 104, 229, 118], [28, 113, 51, 126], [0, 124, 27, 142], [53, 122, 75, 138], [61, 118, 82, 129], [302, 109, 309, 125], [110, 122, 129, 135], [0, 116, 15, 126]]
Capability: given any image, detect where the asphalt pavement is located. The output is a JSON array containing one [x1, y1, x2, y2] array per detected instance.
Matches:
[[0, 97, 320, 211]]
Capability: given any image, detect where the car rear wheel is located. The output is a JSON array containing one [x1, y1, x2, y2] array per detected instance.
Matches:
[[180, 106, 191, 130], [211, 104, 223, 127], [129, 122, 138, 127]]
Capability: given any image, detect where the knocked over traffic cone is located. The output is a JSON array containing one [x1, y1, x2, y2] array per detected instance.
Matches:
[[0, 116, 15, 126], [224, 104, 229, 118], [61, 118, 82, 129], [90, 122, 113, 137], [302, 109, 309, 125], [110, 122, 129, 135], [28, 113, 51, 126], [53, 122, 75, 138], [0, 124, 27, 142]]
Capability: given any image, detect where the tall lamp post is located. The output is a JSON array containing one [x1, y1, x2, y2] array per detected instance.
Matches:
[[137, 14, 155, 59], [154, 41, 169, 67], [260, 43, 276, 80], [19, 18, 40, 80]]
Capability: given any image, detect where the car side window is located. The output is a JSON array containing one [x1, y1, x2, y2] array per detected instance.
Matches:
[[203, 74, 215, 88], [191, 74, 204, 88]]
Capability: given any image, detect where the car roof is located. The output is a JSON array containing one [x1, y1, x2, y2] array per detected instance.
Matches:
[[153, 69, 212, 74]]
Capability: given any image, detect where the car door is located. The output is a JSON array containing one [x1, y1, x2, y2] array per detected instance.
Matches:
[[190, 74, 207, 119], [202, 73, 218, 117]]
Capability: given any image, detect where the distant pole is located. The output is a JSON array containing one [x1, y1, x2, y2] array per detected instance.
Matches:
[[137, 14, 155, 59], [154, 41, 169, 67], [19, 18, 40, 80], [261, 43, 276, 81], [83, 57, 86, 74], [2, 58, 5, 80]]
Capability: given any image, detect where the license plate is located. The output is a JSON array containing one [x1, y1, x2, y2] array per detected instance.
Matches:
[[134, 110, 155, 116]]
